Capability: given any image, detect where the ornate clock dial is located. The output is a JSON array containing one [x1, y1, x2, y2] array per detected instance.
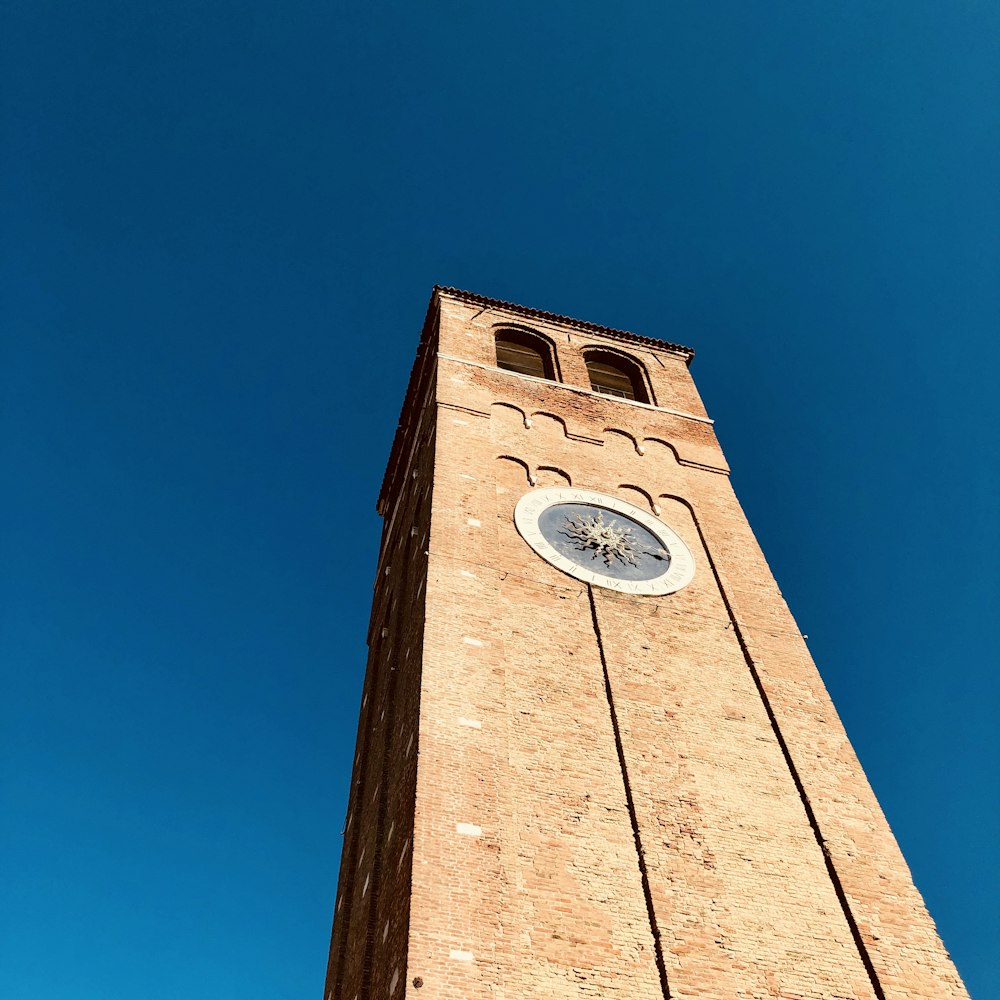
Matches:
[[514, 487, 695, 595]]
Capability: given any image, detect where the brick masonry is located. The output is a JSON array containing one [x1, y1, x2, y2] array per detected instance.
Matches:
[[322, 288, 969, 1000]]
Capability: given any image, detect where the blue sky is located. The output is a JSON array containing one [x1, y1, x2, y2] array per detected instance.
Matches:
[[2, 2, 997, 997]]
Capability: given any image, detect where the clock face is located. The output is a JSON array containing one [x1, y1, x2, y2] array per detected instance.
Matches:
[[513, 487, 695, 595]]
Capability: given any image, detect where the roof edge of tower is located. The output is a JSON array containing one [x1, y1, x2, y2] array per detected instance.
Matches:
[[434, 285, 695, 361]]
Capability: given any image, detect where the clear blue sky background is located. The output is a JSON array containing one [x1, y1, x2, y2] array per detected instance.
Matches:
[[2, 2, 997, 997]]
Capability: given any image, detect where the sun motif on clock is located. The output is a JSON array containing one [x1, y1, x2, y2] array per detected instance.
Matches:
[[513, 487, 695, 595], [560, 510, 641, 567]]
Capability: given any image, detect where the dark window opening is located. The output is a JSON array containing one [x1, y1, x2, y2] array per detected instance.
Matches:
[[495, 332, 556, 381], [585, 352, 648, 402]]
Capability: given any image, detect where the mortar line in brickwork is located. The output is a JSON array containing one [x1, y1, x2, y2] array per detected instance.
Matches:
[[683, 511, 888, 1000], [587, 585, 673, 1000], [360, 536, 412, 1000]]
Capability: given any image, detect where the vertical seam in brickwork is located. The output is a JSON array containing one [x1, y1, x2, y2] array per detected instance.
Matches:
[[680, 504, 888, 1000], [588, 585, 672, 1000]]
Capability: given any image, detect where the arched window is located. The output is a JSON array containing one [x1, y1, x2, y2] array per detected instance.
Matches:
[[494, 330, 557, 381], [584, 350, 649, 403]]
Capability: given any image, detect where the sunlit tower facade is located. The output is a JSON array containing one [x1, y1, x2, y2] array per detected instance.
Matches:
[[322, 287, 967, 1000]]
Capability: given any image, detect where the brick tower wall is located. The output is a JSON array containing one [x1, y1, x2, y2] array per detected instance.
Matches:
[[323, 289, 968, 1000]]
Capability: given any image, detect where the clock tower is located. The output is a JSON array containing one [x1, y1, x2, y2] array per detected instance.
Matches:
[[323, 287, 968, 1000]]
